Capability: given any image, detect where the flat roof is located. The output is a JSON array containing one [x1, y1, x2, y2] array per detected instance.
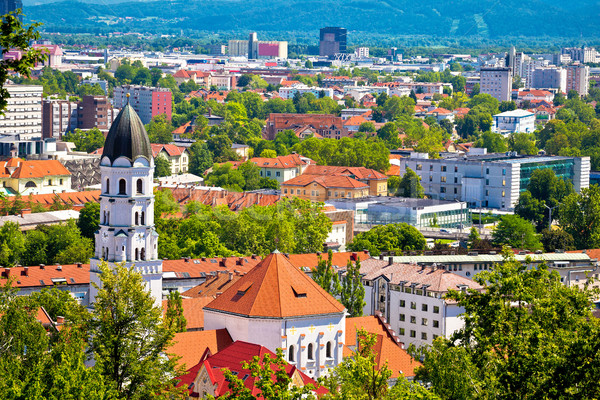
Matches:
[[327, 196, 464, 207], [390, 252, 591, 264], [494, 109, 535, 117]]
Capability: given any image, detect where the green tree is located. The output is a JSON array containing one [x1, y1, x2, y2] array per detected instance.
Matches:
[[90, 262, 183, 399], [154, 155, 172, 178], [382, 96, 415, 120], [146, 114, 173, 144], [499, 101, 517, 112], [397, 167, 425, 198], [63, 127, 106, 153], [305, 60, 313, 69], [474, 131, 508, 153], [340, 259, 365, 317], [358, 121, 376, 133], [205, 162, 245, 191], [508, 132, 538, 155], [492, 214, 542, 250], [0, 221, 24, 266], [414, 250, 600, 399], [311, 250, 341, 296], [188, 141, 213, 176], [22, 229, 48, 266], [349, 223, 426, 256], [558, 185, 600, 249], [540, 228, 575, 252], [260, 149, 277, 158], [164, 290, 187, 333], [78, 201, 100, 239]]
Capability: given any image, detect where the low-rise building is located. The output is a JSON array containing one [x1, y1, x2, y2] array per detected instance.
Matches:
[[264, 113, 349, 140], [281, 174, 370, 201], [279, 85, 334, 100], [492, 109, 536, 134], [0, 158, 72, 195], [303, 165, 388, 196], [150, 144, 189, 174]]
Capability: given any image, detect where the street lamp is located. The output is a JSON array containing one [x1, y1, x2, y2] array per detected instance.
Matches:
[[544, 203, 560, 230]]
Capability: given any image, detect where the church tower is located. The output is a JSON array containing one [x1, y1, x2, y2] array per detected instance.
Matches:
[[89, 99, 162, 305]]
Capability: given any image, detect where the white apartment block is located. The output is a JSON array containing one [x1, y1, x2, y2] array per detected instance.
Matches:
[[354, 47, 369, 58], [360, 258, 481, 348], [0, 85, 43, 140], [479, 67, 512, 102], [562, 47, 597, 64], [566, 64, 590, 96], [279, 85, 334, 100], [492, 109, 536, 134], [522, 59, 549, 88], [343, 86, 389, 102], [399, 151, 590, 210], [531, 67, 566, 93]]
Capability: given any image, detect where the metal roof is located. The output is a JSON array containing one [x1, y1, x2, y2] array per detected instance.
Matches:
[[390, 252, 591, 264]]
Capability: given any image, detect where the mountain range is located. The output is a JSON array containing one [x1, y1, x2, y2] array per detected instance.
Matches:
[[22, 0, 600, 40]]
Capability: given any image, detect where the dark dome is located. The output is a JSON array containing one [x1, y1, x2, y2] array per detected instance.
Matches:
[[102, 103, 152, 163]]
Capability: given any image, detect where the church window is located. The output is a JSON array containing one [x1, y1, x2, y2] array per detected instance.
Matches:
[[105, 178, 110, 194], [135, 212, 139, 225], [307, 343, 314, 360], [141, 211, 145, 225], [119, 179, 126, 195], [25, 181, 36, 188], [288, 345, 295, 362], [141, 248, 146, 261], [135, 248, 139, 261], [326, 341, 332, 358], [137, 179, 143, 194]]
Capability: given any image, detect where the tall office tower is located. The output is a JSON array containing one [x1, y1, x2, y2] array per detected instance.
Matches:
[[566, 64, 590, 96], [1, 0, 22, 16], [248, 32, 258, 59], [319, 27, 347, 57], [480, 67, 512, 102], [506, 46, 516, 73]]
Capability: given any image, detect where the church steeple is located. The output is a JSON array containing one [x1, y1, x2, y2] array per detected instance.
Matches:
[[89, 104, 162, 306]]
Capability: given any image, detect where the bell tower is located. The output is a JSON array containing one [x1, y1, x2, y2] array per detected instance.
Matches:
[[89, 98, 162, 305]]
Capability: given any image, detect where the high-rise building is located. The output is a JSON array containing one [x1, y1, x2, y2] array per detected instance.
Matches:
[[566, 64, 590, 96], [113, 85, 171, 125], [319, 27, 347, 57], [248, 32, 258, 59], [0, 85, 43, 140], [89, 102, 162, 306], [531, 67, 567, 93], [77, 95, 118, 133], [42, 99, 78, 139], [562, 47, 597, 64], [479, 67, 512, 102], [1, 0, 22, 16]]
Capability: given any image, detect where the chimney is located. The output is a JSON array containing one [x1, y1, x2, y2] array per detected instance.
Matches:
[[363, 249, 369, 255], [3, 268, 10, 277], [388, 256, 394, 266], [184, 257, 189, 263], [23, 267, 29, 276], [219, 258, 226, 267], [76, 262, 82, 268], [379, 254, 384, 260], [251, 254, 257, 259], [236, 258, 243, 266], [39, 264, 45, 270], [21, 208, 31, 216], [351, 252, 358, 261], [228, 272, 233, 281], [56, 316, 65, 324]]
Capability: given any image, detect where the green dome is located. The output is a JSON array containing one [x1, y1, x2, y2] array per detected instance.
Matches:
[[102, 103, 152, 163]]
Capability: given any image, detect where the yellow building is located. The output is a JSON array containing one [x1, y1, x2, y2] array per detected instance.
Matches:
[[0, 158, 72, 196], [281, 174, 369, 202]]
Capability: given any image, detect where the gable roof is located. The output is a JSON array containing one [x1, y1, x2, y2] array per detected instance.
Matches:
[[9, 159, 71, 179], [303, 165, 387, 180], [182, 272, 243, 299], [203, 252, 346, 318], [150, 143, 186, 157], [287, 251, 370, 272], [281, 174, 368, 190], [167, 328, 233, 370]]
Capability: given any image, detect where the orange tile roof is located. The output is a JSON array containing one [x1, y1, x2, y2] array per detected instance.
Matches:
[[426, 107, 452, 115], [248, 154, 307, 169], [8, 159, 71, 179], [172, 121, 191, 135], [167, 329, 233, 370], [281, 174, 368, 190], [22, 190, 101, 210], [164, 187, 281, 210], [162, 296, 213, 332], [518, 90, 553, 97], [150, 143, 186, 157], [345, 315, 420, 378], [204, 252, 346, 318], [386, 164, 400, 176], [567, 249, 600, 260], [0, 263, 90, 288], [287, 251, 370, 271], [303, 165, 387, 180], [344, 115, 369, 127]]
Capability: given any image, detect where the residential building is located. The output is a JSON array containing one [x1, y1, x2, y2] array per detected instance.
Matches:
[[150, 144, 189, 174], [562, 47, 597, 64], [32, 44, 63, 68], [281, 174, 370, 201], [492, 109, 536, 134], [566, 64, 590, 96], [426, 108, 454, 123], [279, 85, 334, 100], [171, 70, 210, 87], [326, 196, 470, 228], [89, 102, 163, 306], [0, 85, 43, 139], [113, 85, 172, 124], [41, 99, 78, 139], [360, 257, 482, 347], [76, 95, 118, 133], [319, 27, 347, 57], [516, 89, 554, 105], [389, 82, 447, 95], [303, 165, 388, 196], [81, 75, 108, 94], [354, 47, 369, 58], [229, 153, 309, 184], [531, 67, 566, 93], [343, 86, 389, 102], [480, 67, 512, 102], [465, 77, 480, 96], [521, 59, 549, 88], [322, 77, 361, 88], [399, 151, 590, 210], [387, 252, 599, 289], [340, 108, 373, 120], [209, 73, 236, 90], [264, 113, 349, 140], [0, 158, 72, 195]]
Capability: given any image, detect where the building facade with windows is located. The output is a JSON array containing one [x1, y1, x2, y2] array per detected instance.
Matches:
[[566, 64, 590, 96], [113, 85, 172, 125], [492, 109, 536, 134], [480, 67, 512, 102], [281, 174, 370, 202], [0, 85, 43, 140], [399, 151, 590, 210]]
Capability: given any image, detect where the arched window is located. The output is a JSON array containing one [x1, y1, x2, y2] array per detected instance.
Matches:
[[135, 212, 139, 225], [25, 181, 37, 188], [141, 211, 145, 225], [326, 341, 332, 358], [105, 178, 110, 194], [118, 179, 126, 195], [135, 248, 139, 261], [307, 343, 314, 360], [288, 345, 295, 362], [141, 248, 146, 261], [103, 211, 106, 224], [136, 178, 143, 194]]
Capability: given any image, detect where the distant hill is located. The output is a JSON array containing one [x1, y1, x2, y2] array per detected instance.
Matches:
[[23, 0, 600, 39]]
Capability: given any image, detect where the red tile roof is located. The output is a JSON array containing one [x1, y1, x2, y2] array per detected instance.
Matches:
[[5, 159, 71, 179], [303, 165, 387, 180], [247, 154, 307, 169], [281, 174, 368, 190], [167, 328, 233, 370], [162, 296, 213, 332], [204, 252, 346, 318], [22, 190, 101, 210], [287, 251, 370, 271], [150, 143, 186, 157], [182, 272, 243, 298], [163, 187, 281, 210]]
